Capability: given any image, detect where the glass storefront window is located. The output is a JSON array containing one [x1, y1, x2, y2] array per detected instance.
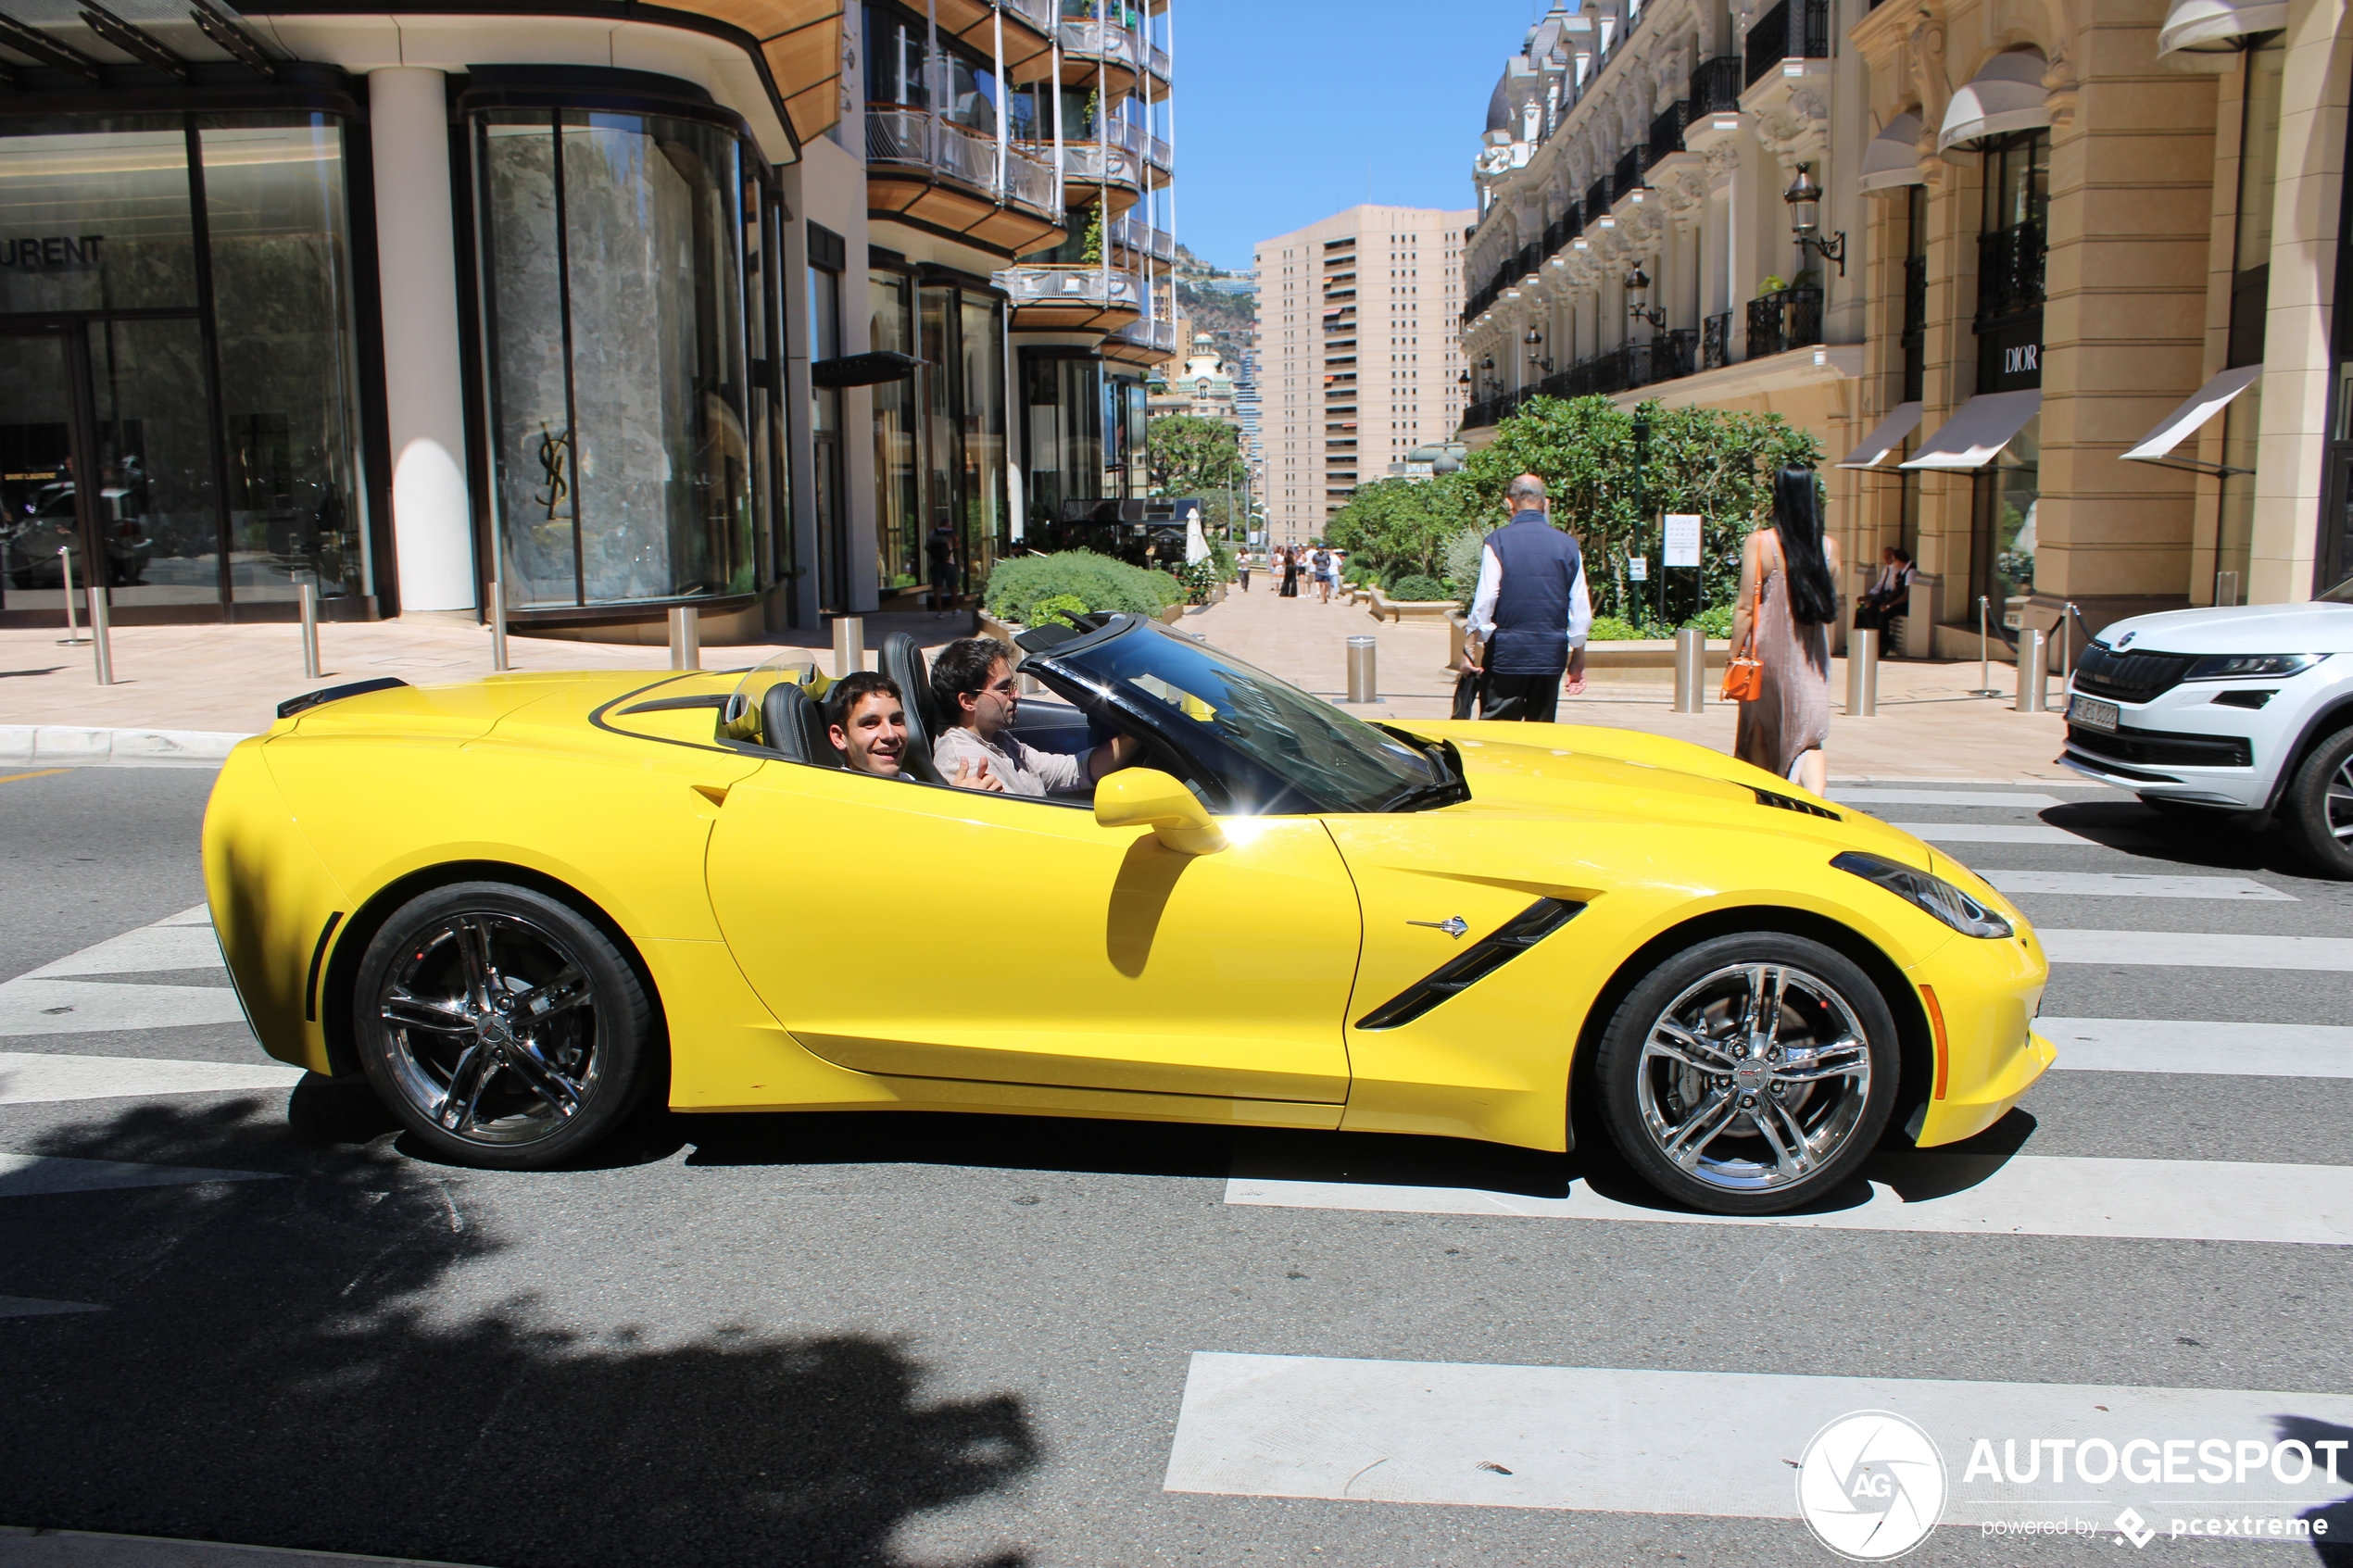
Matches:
[[870, 270, 919, 591], [1982, 131, 2050, 233], [959, 295, 1007, 589], [1, 112, 370, 622], [0, 119, 196, 315], [200, 116, 371, 607], [1972, 415, 2039, 627], [1022, 352, 1102, 534]]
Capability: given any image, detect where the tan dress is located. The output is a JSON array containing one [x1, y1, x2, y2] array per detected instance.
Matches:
[[1735, 533, 1831, 779]]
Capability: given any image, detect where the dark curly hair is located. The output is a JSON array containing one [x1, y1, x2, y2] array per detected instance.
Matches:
[[929, 636, 1011, 721], [824, 670, 900, 732]]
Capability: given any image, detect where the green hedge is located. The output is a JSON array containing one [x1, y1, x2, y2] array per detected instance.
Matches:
[[983, 550, 1184, 626], [1587, 615, 1645, 642], [1388, 574, 1446, 603]]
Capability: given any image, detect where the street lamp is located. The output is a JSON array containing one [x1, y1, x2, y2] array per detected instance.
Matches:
[[1785, 161, 1846, 277], [1523, 324, 1551, 374], [1625, 261, 1667, 331]]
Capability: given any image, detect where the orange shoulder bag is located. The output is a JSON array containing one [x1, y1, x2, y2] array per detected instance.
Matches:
[[1719, 535, 1768, 703]]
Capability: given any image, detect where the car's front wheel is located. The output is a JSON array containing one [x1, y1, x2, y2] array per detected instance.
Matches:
[[2282, 728, 2353, 880], [1593, 932, 1899, 1215], [352, 881, 658, 1170]]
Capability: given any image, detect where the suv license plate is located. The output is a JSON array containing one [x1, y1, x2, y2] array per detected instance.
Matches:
[[2070, 696, 2119, 733]]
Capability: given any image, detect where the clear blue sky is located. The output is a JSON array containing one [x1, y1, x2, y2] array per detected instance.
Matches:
[[1173, 0, 1538, 272]]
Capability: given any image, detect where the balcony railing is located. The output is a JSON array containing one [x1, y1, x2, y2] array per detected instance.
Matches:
[[1745, 285, 1824, 358], [1101, 117, 1146, 159], [994, 262, 1142, 311], [1614, 144, 1648, 196], [1057, 140, 1141, 188], [1108, 211, 1174, 261], [1146, 132, 1172, 170], [1702, 310, 1731, 370], [1584, 176, 1612, 224], [1148, 41, 1169, 78], [1648, 101, 1689, 162], [1691, 55, 1743, 116], [1059, 19, 1140, 69], [1976, 221, 2045, 325], [870, 109, 1055, 216], [1743, 0, 1830, 87], [1000, 0, 1052, 33], [1116, 317, 1176, 352]]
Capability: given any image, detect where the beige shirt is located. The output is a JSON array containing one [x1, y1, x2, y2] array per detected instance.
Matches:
[[933, 724, 1086, 797]]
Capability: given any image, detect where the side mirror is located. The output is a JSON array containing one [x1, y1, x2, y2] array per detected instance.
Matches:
[[1093, 767, 1227, 855]]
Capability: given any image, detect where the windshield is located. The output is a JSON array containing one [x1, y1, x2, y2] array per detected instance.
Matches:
[[2320, 575, 2353, 605], [724, 652, 822, 740], [1037, 620, 1455, 813]]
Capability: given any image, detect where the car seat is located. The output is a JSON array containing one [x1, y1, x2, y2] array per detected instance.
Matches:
[[759, 680, 838, 767], [879, 633, 946, 783]]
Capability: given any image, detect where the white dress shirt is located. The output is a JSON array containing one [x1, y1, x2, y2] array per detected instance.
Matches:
[[1467, 540, 1593, 649]]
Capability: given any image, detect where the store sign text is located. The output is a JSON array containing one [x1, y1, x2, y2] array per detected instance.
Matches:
[[2002, 343, 2040, 376], [4, 235, 107, 270]]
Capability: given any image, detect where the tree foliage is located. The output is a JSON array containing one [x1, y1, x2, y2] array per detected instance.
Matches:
[[1324, 475, 1486, 586], [1146, 414, 1246, 496], [1459, 395, 1823, 624]]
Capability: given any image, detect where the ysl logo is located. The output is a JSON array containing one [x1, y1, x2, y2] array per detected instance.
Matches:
[[535, 423, 573, 521]]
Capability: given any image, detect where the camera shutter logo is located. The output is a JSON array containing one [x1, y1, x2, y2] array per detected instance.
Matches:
[[1795, 1411, 1948, 1561]]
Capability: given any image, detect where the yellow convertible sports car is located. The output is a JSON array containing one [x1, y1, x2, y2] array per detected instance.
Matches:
[[203, 612, 2053, 1215]]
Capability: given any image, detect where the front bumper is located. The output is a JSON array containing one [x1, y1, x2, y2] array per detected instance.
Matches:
[[2058, 684, 2279, 809], [1908, 919, 2054, 1148]]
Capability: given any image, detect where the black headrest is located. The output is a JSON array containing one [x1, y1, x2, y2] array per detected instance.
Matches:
[[760, 681, 837, 767], [878, 634, 943, 784]]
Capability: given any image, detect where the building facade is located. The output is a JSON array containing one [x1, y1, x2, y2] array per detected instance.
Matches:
[[1253, 204, 1473, 544], [1456, 0, 2352, 646], [0, 0, 1178, 637]]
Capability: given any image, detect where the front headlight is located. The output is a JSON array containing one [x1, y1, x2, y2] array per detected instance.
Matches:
[[1832, 851, 2014, 938], [2184, 653, 2327, 681]]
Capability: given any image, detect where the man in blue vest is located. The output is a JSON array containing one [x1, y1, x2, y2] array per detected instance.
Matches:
[[1464, 472, 1592, 722]]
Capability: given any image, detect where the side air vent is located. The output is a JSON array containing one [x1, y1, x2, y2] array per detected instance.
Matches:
[[1353, 897, 1584, 1031], [1755, 788, 1840, 820]]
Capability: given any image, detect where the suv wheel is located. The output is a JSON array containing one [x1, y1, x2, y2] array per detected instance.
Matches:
[[2283, 728, 2353, 879]]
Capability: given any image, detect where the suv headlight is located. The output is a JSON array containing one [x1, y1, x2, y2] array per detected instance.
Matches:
[[1832, 851, 2014, 938], [2185, 653, 2326, 681]]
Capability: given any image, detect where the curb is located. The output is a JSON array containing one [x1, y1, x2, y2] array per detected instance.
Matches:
[[0, 725, 252, 768]]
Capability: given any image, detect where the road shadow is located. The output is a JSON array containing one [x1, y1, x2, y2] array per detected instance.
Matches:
[[2042, 798, 2323, 877], [0, 1094, 1038, 1568], [2278, 1416, 2353, 1566]]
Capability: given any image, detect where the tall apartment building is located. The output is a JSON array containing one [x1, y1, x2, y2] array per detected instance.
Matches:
[[1255, 207, 1474, 543]]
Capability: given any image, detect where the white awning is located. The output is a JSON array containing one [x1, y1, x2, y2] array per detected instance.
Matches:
[[1897, 390, 2043, 470], [2121, 364, 2264, 461], [1857, 114, 1925, 193], [1938, 51, 2052, 155], [1835, 401, 1925, 468], [2158, 0, 2288, 54]]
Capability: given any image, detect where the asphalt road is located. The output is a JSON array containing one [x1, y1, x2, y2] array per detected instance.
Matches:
[[1, 764, 2349, 1568]]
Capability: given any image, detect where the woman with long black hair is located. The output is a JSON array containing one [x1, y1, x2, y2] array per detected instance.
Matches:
[[1730, 464, 1842, 794]]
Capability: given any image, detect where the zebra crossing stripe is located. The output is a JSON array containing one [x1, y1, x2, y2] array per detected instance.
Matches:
[[0, 1296, 105, 1319], [0, 1052, 303, 1105], [21, 907, 223, 981], [2041, 1017, 2353, 1078], [2042, 930, 2353, 971], [0, 1153, 282, 1199], [0, 979, 249, 1037], [1981, 870, 2293, 901], [1890, 822, 2095, 845], [1832, 789, 2067, 808], [1225, 1153, 2353, 1246], [1162, 1353, 2353, 1524]]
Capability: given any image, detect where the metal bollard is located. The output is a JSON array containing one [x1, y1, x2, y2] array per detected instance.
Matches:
[[86, 584, 113, 686], [57, 547, 88, 646], [1671, 626, 1706, 713], [1846, 627, 1878, 717], [488, 581, 510, 673], [298, 583, 321, 680], [1345, 634, 1377, 703], [669, 605, 701, 671], [831, 614, 865, 676], [2015, 628, 2047, 713]]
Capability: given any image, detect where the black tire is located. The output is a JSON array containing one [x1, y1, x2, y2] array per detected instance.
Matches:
[[1593, 931, 1899, 1215], [2281, 728, 2353, 880], [352, 881, 657, 1170]]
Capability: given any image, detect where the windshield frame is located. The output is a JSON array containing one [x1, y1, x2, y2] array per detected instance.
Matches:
[[1019, 615, 1467, 816]]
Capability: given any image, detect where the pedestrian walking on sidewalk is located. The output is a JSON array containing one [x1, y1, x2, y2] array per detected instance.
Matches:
[[1278, 546, 1300, 598], [1463, 472, 1592, 722], [1732, 464, 1842, 796], [1238, 553, 1252, 592]]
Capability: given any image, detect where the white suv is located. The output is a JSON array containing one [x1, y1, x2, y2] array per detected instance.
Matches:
[[2061, 580, 2353, 875]]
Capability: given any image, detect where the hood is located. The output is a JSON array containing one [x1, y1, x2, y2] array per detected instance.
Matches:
[[1403, 721, 1934, 867], [2096, 600, 2353, 656]]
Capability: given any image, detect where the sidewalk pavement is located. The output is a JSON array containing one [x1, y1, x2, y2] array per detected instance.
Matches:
[[1, 587, 2076, 783]]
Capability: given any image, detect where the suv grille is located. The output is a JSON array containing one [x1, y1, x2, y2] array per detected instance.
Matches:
[[2071, 643, 2196, 705]]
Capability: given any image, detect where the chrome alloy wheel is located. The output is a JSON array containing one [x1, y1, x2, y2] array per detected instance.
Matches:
[[1634, 960, 1873, 1195], [374, 910, 601, 1146], [2328, 753, 2353, 845]]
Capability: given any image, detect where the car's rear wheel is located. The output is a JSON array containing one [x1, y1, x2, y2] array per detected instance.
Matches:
[[352, 881, 656, 1170], [2281, 728, 2353, 880], [1594, 933, 1899, 1215]]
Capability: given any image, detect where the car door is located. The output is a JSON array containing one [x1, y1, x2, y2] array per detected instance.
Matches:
[[705, 759, 1361, 1106]]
